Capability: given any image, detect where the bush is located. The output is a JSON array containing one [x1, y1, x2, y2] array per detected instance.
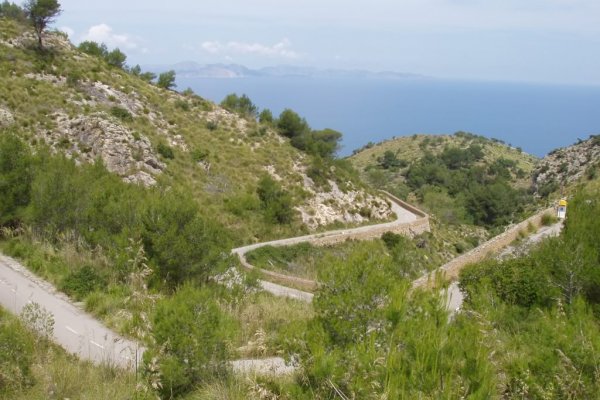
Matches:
[[0, 133, 32, 226], [156, 142, 174, 159], [378, 150, 407, 169], [105, 48, 127, 69], [277, 109, 309, 139], [191, 148, 209, 162], [0, 309, 35, 394], [0, 1, 25, 21], [147, 285, 234, 398], [258, 108, 273, 124], [256, 175, 294, 224], [460, 257, 557, 308], [205, 120, 218, 131], [61, 265, 107, 300], [78, 41, 108, 58], [381, 231, 404, 250], [110, 106, 132, 121]]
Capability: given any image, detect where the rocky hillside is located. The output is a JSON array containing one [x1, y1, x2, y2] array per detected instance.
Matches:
[[0, 19, 392, 242], [532, 135, 600, 197]]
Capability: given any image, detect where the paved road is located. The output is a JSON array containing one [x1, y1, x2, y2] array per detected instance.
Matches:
[[444, 221, 564, 313], [233, 197, 417, 256], [0, 255, 143, 370], [232, 194, 421, 301]]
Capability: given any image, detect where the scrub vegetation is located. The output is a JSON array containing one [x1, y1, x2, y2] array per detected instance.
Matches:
[[2, 4, 600, 399]]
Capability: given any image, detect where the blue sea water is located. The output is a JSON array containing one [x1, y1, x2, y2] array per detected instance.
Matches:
[[177, 76, 600, 158]]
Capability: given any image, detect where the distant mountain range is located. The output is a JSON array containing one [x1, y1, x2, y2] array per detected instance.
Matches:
[[145, 62, 427, 80]]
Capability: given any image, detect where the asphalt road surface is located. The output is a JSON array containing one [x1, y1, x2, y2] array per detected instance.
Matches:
[[0, 255, 143, 370]]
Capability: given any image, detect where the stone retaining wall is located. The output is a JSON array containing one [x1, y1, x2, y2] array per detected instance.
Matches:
[[412, 207, 555, 289], [234, 193, 431, 292]]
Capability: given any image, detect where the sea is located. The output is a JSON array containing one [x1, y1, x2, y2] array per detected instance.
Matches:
[[176, 76, 600, 158]]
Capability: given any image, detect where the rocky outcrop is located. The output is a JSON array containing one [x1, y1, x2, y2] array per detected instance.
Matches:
[[290, 162, 394, 230], [532, 136, 600, 194], [80, 80, 144, 116], [200, 107, 249, 135], [296, 180, 393, 229], [44, 112, 165, 186], [0, 106, 14, 127]]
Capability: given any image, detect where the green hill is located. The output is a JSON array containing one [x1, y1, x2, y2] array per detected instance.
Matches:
[[4, 7, 600, 400], [349, 132, 540, 230]]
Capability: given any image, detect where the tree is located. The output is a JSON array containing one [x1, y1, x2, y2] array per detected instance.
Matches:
[[104, 48, 127, 68], [148, 285, 233, 397], [156, 70, 176, 90], [130, 64, 142, 76], [23, 0, 61, 49], [78, 40, 108, 58], [277, 108, 309, 138], [0, 133, 32, 226], [0, 1, 26, 21], [139, 71, 156, 83], [256, 175, 294, 224], [220, 93, 257, 118], [259, 108, 273, 124], [378, 150, 406, 169]]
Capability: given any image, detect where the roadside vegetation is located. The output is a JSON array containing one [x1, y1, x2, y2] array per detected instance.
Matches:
[[258, 185, 600, 399], [2, 3, 600, 399], [245, 228, 468, 282]]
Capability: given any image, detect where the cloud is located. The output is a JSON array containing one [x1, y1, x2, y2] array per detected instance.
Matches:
[[200, 38, 300, 59], [80, 24, 140, 50]]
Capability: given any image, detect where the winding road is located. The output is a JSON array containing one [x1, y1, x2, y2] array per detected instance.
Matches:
[[0, 197, 557, 376], [0, 255, 143, 370], [232, 192, 428, 298], [0, 194, 427, 371]]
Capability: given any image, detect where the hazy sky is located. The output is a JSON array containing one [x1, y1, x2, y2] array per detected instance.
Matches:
[[54, 0, 600, 84]]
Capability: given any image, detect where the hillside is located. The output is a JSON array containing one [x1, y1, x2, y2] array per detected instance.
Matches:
[[349, 132, 540, 230], [4, 7, 600, 400], [0, 18, 392, 244], [532, 135, 600, 197]]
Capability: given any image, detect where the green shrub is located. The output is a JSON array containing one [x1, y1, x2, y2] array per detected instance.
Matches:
[[381, 231, 408, 250], [0, 133, 32, 226], [205, 120, 218, 131], [256, 175, 294, 224], [191, 148, 209, 162], [147, 285, 234, 398], [378, 150, 407, 169], [174, 99, 189, 111], [156, 70, 176, 90], [110, 106, 132, 121], [156, 142, 174, 159], [258, 108, 273, 124], [0, 309, 35, 394], [61, 265, 107, 300], [141, 191, 230, 288]]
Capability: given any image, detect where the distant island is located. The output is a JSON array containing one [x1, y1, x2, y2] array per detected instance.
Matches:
[[144, 61, 429, 80]]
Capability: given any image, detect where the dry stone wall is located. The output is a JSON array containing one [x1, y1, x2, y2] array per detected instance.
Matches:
[[412, 207, 555, 289], [233, 193, 430, 292]]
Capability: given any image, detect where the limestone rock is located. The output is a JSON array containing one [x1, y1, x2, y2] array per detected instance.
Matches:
[[533, 136, 600, 193], [45, 112, 165, 186], [200, 107, 249, 135], [0, 106, 14, 127]]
